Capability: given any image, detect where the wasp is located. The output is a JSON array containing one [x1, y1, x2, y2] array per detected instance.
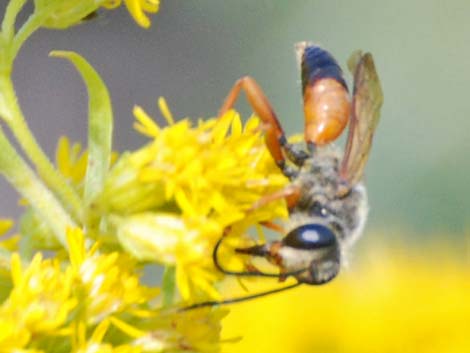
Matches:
[[184, 42, 383, 310]]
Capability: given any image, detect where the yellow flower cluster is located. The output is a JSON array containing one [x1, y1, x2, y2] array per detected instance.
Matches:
[[0, 253, 75, 350], [0, 1, 293, 351], [134, 307, 228, 352], [1, 103, 288, 351], [0, 225, 232, 352], [0, 229, 158, 352], [67, 228, 158, 324], [101, 101, 288, 301]]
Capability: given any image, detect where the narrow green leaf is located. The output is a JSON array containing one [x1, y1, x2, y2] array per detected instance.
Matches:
[[50, 51, 113, 207]]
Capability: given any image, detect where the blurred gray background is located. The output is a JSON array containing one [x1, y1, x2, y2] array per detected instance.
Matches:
[[1, 0, 469, 240]]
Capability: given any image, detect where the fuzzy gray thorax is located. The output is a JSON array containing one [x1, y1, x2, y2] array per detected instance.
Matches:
[[287, 146, 368, 250]]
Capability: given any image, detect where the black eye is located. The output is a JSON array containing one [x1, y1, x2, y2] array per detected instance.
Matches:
[[282, 224, 337, 250]]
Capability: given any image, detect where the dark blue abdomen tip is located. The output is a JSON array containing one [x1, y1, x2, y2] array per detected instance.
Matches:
[[301, 45, 347, 91]]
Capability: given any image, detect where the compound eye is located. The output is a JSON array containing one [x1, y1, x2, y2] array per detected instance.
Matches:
[[282, 224, 336, 250]]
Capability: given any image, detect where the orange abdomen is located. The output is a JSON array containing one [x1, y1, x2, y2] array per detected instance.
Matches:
[[303, 78, 350, 145]]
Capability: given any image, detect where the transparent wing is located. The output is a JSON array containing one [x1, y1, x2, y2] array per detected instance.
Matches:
[[340, 51, 383, 186]]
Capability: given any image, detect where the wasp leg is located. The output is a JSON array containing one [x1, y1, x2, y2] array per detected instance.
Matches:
[[259, 220, 285, 233], [212, 187, 300, 280], [249, 185, 301, 211], [277, 160, 299, 180], [279, 136, 310, 167], [212, 231, 307, 279], [219, 76, 287, 167], [212, 228, 286, 278]]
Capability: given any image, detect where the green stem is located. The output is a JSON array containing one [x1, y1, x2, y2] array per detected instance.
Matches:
[[0, 76, 83, 222], [10, 12, 43, 60], [162, 266, 176, 307], [0, 129, 75, 247], [1, 0, 28, 40]]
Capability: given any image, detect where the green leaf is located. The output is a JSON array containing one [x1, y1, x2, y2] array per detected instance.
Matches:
[[50, 51, 113, 207]]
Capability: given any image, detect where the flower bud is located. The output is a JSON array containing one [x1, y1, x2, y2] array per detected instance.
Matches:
[[34, 0, 102, 29]]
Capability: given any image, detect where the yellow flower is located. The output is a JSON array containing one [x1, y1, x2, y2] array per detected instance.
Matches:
[[55, 136, 118, 192], [132, 110, 287, 223], [106, 101, 289, 300], [170, 307, 228, 353], [0, 219, 13, 236], [0, 218, 18, 252], [55, 136, 89, 188], [134, 307, 228, 353], [0, 253, 76, 350], [102, 0, 160, 28], [117, 213, 224, 300], [0, 316, 31, 352], [67, 228, 158, 324], [74, 319, 142, 353]]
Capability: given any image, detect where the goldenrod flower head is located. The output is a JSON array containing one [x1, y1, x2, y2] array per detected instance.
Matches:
[[102, 0, 160, 28], [67, 228, 158, 324], [0, 253, 76, 349], [131, 108, 287, 222], [134, 307, 228, 353], [169, 307, 228, 353], [117, 213, 223, 300], [105, 101, 288, 300]]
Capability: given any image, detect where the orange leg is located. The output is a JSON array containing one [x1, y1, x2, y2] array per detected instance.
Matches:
[[249, 185, 301, 211], [259, 221, 285, 234], [219, 76, 286, 165], [211, 186, 301, 280]]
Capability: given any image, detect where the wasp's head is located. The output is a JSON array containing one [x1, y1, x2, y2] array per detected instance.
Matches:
[[234, 223, 340, 285], [279, 223, 340, 285]]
